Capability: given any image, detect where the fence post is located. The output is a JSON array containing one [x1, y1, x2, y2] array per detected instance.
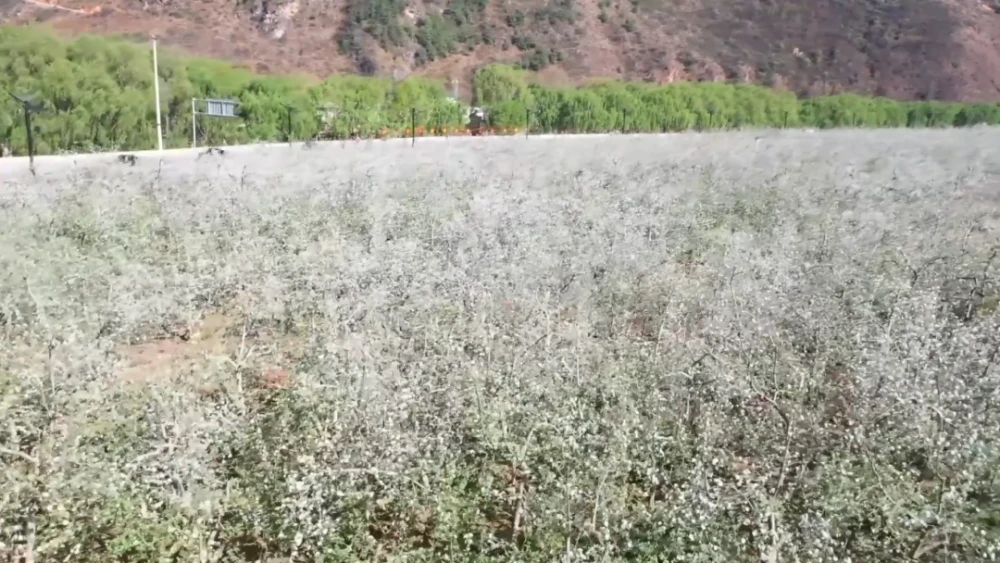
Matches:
[[525, 106, 530, 138], [23, 106, 35, 173], [9, 94, 45, 174], [286, 106, 293, 145], [411, 108, 416, 147], [621, 109, 627, 134], [191, 98, 197, 148]]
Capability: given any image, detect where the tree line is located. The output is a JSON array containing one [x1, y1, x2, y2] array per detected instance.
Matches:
[[2, 26, 999, 156]]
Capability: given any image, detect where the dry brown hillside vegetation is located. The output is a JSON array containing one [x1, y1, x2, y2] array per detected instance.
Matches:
[[3, 0, 1000, 101]]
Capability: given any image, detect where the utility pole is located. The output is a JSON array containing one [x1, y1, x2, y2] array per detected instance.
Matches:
[[151, 35, 164, 151]]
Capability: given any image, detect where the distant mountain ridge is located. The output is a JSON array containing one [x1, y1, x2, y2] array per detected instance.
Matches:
[[4, 0, 1000, 101]]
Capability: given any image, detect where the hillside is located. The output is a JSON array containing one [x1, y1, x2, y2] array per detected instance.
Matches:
[[3, 0, 1000, 101]]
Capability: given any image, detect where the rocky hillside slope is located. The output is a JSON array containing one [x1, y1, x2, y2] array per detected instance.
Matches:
[[4, 0, 1000, 101]]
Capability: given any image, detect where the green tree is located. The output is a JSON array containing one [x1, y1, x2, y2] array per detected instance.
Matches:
[[584, 80, 641, 131], [309, 75, 392, 136], [527, 84, 567, 132], [954, 103, 1000, 126], [415, 14, 457, 62], [473, 64, 532, 107], [559, 89, 613, 132], [240, 76, 318, 142], [489, 99, 529, 128]]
